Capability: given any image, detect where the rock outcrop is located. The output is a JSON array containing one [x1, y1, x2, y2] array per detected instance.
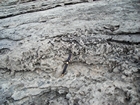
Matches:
[[0, 0, 140, 105]]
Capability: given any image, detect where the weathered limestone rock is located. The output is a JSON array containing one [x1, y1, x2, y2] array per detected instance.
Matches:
[[0, 0, 140, 105]]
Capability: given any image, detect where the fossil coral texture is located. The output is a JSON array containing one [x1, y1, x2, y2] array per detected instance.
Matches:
[[0, 0, 140, 105]]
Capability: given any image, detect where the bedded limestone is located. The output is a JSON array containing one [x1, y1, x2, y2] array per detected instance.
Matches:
[[0, 0, 140, 105]]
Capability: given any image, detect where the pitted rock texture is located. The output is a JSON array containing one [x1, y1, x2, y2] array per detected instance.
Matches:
[[0, 0, 140, 105]]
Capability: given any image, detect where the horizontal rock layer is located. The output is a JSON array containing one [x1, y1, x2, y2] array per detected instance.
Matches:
[[0, 0, 140, 105]]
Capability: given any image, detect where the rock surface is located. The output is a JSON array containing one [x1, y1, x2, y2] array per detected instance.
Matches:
[[0, 0, 140, 105]]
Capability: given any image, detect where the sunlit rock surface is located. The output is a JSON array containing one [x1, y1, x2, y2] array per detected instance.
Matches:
[[0, 0, 140, 105]]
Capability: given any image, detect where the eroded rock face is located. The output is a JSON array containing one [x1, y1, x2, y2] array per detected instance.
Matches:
[[0, 0, 140, 105]]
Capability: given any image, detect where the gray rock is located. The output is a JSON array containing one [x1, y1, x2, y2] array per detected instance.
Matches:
[[0, 0, 140, 105]]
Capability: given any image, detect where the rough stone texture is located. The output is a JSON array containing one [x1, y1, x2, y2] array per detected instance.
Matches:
[[0, 0, 140, 105]]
